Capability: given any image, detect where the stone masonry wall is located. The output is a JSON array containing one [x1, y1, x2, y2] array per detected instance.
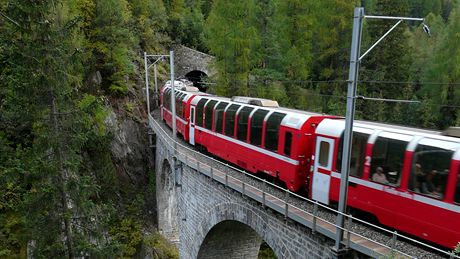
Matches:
[[155, 137, 335, 259], [173, 45, 215, 78]]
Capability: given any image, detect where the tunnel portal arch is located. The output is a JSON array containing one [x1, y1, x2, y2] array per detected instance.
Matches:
[[185, 70, 208, 92]]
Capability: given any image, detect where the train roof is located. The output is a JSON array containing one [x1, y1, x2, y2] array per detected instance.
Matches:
[[163, 84, 212, 102], [190, 95, 329, 130], [162, 87, 459, 144], [316, 118, 460, 154]]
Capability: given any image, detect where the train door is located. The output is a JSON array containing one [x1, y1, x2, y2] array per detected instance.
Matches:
[[189, 106, 196, 145], [312, 137, 335, 205]]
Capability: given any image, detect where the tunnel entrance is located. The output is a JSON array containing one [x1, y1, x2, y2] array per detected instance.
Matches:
[[185, 70, 208, 92], [197, 220, 276, 259]]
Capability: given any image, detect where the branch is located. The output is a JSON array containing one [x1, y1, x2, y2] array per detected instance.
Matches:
[[0, 11, 22, 28]]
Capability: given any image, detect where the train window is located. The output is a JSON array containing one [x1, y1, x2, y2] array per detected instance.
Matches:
[[236, 107, 254, 142], [204, 100, 218, 130], [225, 104, 240, 137], [175, 94, 183, 118], [195, 98, 208, 127], [455, 168, 460, 204], [163, 89, 171, 110], [190, 107, 195, 123], [163, 90, 169, 110], [250, 109, 269, 146], [336, 133, 368, 177], [264, 112, 286, 152], [409, 143, 453, 199], [284, 132, 292, 156], [167, 89, 173, 110], [214, 102, 229, 133], [371, 137, 407, 186], [319, 141, 330, 167]]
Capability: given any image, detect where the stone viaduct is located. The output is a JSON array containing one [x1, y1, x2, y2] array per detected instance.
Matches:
[[149, 116, 405, 259]]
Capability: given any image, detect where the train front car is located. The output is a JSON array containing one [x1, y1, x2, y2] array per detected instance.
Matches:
[[311, 118, 460, 249], [160, 80, 207, 141]]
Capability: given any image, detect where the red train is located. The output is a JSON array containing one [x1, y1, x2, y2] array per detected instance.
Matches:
[[160, 80, 460, 249]]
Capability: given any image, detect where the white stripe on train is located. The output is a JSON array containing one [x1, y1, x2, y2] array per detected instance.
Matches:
[[331, 172, 460, 213]]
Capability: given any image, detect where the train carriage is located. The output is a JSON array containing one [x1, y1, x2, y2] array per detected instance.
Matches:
[[312, 118, 460, 248], [160, 81, 209, 141], [188, 94, 336, 192]]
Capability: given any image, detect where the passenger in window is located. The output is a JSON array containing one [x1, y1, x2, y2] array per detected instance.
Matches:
[[422, 170, 437, 194], [414, 163, 427, 193], [415, 163, 424, 178], [372, 167, 389, 184]]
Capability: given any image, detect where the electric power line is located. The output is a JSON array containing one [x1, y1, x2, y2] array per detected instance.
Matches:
[[186, 77, 460, 87], [358, 80, 460, 86]]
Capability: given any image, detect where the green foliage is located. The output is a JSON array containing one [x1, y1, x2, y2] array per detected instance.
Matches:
[[205, 0, 261, 96], [144, 233, 179, 259], [78, 94, 109, 136], [183, 5, 207, 51], [110, 218, 143, 258], [258, 241, 276, 259], [421, 2, 460, 128], [359, 0, 412, 122], [165, 0, 187, 43], [80, 0, 135, 96], [130, 0, 169, 53], [311, 1, 357, 113], [1, 0, 460, 258]]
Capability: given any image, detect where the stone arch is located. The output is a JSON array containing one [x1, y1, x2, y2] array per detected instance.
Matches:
[[157, 159, 179, 242], [197, 220, 263, 259], [185, 70, 208, 92], [194, 202, 291, 259]]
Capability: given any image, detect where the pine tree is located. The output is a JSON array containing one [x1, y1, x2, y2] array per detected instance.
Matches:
[[205, 0, 260, 96], [423, 1, 460, 128], [410, 0, 442, 17], [79, 0, 135, 96], [165, 0, 186, 43], [129, 0, 169, 53], [312, 0, 358, 114], [272, 0, 316, 81], [0, 0, 117, 257], [182, 1, 206, 51]]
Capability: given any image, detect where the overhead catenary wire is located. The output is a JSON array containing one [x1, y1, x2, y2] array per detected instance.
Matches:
[[176, 77, 460, 107], [304, 92, 460, 108], [189, 77, 460, 86]]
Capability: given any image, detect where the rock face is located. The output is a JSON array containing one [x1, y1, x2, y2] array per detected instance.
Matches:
[[105, 107, 157, 227], [106, 110, 152, 187]]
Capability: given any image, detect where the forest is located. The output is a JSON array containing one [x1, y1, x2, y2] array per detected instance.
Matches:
[[0, 0, 459, 258], [203, 0, 460, 130]]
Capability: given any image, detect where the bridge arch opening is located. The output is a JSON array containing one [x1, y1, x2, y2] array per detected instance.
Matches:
[[197, 220, 275, 259], [185, 70, 208, 92]]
